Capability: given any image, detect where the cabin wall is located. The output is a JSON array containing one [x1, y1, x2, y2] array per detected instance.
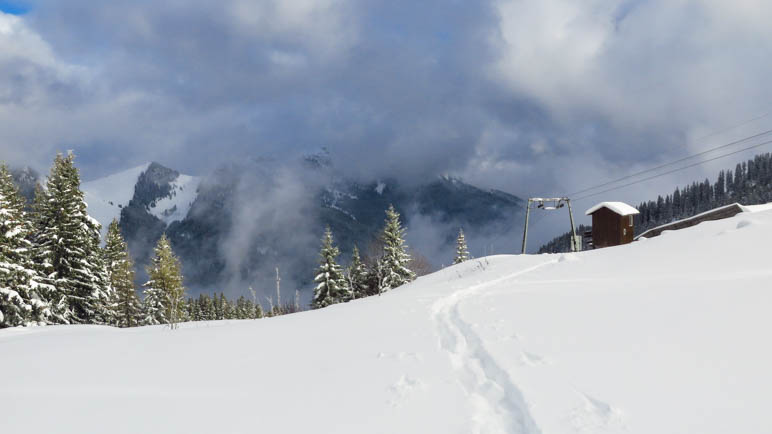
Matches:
[[591, 208, 636, 248], [591, 208, 620, 248]]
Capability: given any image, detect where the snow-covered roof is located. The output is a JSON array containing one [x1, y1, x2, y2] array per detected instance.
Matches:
[[585, 201, 640, 216]]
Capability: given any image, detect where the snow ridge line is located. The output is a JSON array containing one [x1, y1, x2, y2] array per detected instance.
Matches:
[[431, 259, 558, 434]]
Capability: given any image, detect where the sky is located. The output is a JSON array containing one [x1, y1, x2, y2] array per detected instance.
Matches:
[[2, 0, 772, 227]]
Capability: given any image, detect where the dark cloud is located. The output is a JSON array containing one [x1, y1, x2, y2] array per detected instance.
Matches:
[[2, 0, 772, 243]]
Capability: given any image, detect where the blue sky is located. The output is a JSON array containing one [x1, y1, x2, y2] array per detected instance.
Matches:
[[0, 1, 29, 15]]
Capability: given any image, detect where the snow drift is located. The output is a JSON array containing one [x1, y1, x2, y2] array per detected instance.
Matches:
[[2, 205, 772, 433]]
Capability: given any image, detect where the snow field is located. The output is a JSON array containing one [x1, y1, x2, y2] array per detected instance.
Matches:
[[3, 206, 772, 433], [147, 174, 201, 225], [82, 163, 150, 237]]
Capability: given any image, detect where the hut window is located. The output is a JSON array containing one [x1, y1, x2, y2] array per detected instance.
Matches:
[[628, 215, 633, 227]]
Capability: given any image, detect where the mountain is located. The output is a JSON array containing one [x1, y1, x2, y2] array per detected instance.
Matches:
[[10, 166, 40, 205], [80, 157, 525, 299], [4, 202, 772, 433]]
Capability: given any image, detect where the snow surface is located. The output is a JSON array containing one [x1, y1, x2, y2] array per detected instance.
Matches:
[[585, 201, 640, 216], [147, 174, 201, 225], [81, 163, 150, 235], [3, 206, 772, 433]]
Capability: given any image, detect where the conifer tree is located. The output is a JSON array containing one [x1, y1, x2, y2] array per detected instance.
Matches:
[[378, 205, 415, 292], [142, 234, 186, 328], [346, 245, 369, 299], [222, 294, 235, 319], [254, 300, 264, 319], [312, 227, 349, 309], [215, 293, 225, 320], [198, 293, 214, 320], [0, 165, 51, 327], [189, 297, 201, 321], [453, 228, 470, 265], [32, 153, 111, 324], [104, 219, 140, 327]]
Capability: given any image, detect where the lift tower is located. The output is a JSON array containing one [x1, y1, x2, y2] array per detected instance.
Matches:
[[521, 197, 579, 254]]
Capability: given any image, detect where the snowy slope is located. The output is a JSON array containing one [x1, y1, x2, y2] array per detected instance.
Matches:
[[82, 163, 200, 236], [146, 173, 201, 225], [3, 206, 772, 433], [82, 163, 150, 234]]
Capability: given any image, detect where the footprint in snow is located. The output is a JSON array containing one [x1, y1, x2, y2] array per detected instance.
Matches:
[[377, 352, 423, 362], [388, 375, 425, 407], [568, 391, 625, 432], [519, 350, 550, 366]]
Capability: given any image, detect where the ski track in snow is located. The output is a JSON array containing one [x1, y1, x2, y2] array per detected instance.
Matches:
[[431, 259, 558, 434]]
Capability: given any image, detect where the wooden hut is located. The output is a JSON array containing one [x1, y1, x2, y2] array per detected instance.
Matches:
[[585, 202, 640, 248]]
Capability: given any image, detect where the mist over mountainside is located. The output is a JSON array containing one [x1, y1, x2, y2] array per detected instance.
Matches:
[[9, 154, 525, 300], [67, 153, 525, 301]]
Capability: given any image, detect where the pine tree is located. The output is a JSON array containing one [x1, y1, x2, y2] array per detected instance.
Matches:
[[378, 205, 415, 292], [142, 234, 186, 328], [215, 293, 225, 320], [222, 294, 235, 319], [104, 219, 140, 327], [453, 228, 470, 265], [345, 245, 369, 300], [253, 300, 264, 319], [0, 164, 52, 327], [31, 153, 111, 324], [312, 227, 349, 309], [189, 297, 201, 321], [198, 293, 214, 320]]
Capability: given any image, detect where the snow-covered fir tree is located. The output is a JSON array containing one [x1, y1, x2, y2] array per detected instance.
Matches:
[[104, 219, 140, 327], [0, 165, 51, 327], [222, 294, 235, 319], [453, 228, 470, 265], [346, 245, 369, 299], [142, 234, 186, 328], [31, 153, 112, 324], [188, 297, 201, 321], [215, 293, 225, 320], [378, 205, 415, 292], [253, 300, 264, 319], [312, 227, 349, 309]]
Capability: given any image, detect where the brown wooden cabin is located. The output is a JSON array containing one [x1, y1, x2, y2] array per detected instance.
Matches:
[[585, 202, 640, 248]]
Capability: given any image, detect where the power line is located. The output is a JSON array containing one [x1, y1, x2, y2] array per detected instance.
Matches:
[[691, 110, 772, 143], [573, 138, 772, 202], [569, 128, 772, 197]]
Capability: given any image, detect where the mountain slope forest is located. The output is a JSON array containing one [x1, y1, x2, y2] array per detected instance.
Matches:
[[538, 152, 772, 253]]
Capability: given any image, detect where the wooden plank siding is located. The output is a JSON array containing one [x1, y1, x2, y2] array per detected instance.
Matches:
[[635, 203, 745, 240], [591, 207, 635, 248]]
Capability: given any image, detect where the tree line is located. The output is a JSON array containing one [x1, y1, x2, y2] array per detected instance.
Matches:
[[1, 152, 476, 328], [310, 208, 471, 309]]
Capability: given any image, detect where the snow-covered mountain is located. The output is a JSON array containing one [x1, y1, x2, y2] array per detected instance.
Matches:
[[82, 163, 149, 235], [78, 158, 525, 297], [81, 162, 201, 237], [3, 202, 772, 433]]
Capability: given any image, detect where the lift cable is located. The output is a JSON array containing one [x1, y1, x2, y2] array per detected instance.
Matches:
[[569, 128, 772, 197], [573, 138, 772, 202]]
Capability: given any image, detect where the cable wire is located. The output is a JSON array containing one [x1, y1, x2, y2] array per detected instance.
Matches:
[[573, 138, 772, 202], [568, 128, 772, 197]]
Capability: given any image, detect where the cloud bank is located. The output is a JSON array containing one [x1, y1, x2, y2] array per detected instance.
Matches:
[[2, 0, 772, 228]]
